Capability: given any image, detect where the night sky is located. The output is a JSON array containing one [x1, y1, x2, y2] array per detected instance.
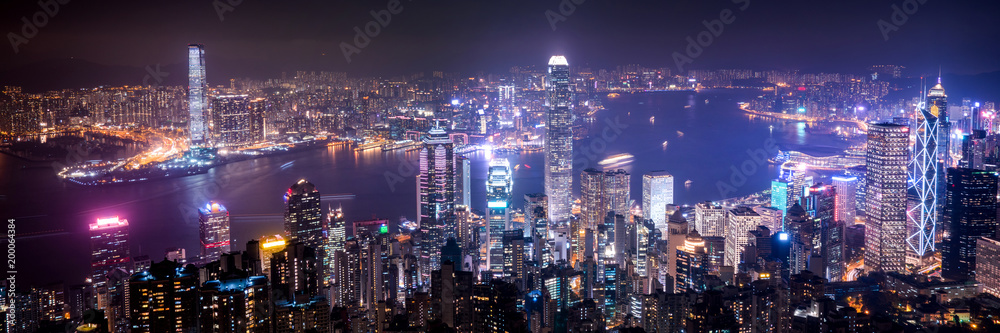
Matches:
[[1, 0, 998, 81]]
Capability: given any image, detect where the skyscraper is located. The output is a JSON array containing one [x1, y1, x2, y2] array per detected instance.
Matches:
[[198, 201, 231, 262], [641, 171, 673, 231], [724, 207, 763, 267], [864, 123, 909, 273], [187, 44, 207, 145], [129, 260, 199, 332], [831, 175, 857, 225], [941, 168, 998, 280], [284, 179, 326, 273], [770, 179, 790, 222], [695, 201, 726, 238], [581, 169, 607, 232], [909, 95, 940, 256], [545, 55, 573, 225], [604, 169, 631, 218], [90, 216, 130, 288], [418, 124, 456, 226], [487, 158, 513, 277], [455, 156, 472, 208]]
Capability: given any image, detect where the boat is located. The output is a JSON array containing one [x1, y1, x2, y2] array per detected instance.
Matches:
[[598, 153, 635, 168], [662, 141, 669, 149], [650, 116, 655, 125], [685, 180, 693, 188], [608, 93, 621, 98]]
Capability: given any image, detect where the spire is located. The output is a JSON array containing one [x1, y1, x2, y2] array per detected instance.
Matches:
[[937, 66, 942, 84]]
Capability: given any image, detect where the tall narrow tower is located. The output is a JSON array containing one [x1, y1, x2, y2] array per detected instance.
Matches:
[[487, 158, 513, 278], [864, 123, 910, 273], [545, 55, 572, 225], [909, 96, 940, 256], [188, 44, 207, 145]]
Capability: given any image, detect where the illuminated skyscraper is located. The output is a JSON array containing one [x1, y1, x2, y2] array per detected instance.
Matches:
[[418, 124, 456, 226], [455, 156, 471, 208], [643, 171, 674, 231], [580, 169, 607, 232], [545, 55, 573, 224], [724, 207, 763, 267], [770, 179, 789, 222], [831, 175, 857, 225], [211, 95, 264, 146], [487, 158, 512, 277], [188, 44, 207, 144], [603, 169, 631, 218], [90, 216, 130, 288], [695, 201, 726, 238], [284, 179, 326, 277], [129, 260, 199, 333], [909, 94, 940, 256], [259, 234, 286, 277], [327, 205, 346, 284], [198, 201, 230, 262], [864, 123, 909, 273]]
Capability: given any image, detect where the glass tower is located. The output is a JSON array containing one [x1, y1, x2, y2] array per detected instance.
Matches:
[[642, 171, 674, 231], [198, 201, 231, 262], [487, 158, 512, 277], [188, 44, 207, 145], [545, 55, 572, 225], [864, 123, 910, 273]]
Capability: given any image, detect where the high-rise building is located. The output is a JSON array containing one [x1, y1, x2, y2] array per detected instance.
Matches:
[[487, 158, 513, 278], [259, 234, 286, 277], [503, 229, 527, 290], [90, 216, 130, 288], [676, 231, 708, 293], [524, 193, 548, 237], [199, 276, 270, 333], [327, 205, 346, 284], [831, 175, 857, 225], [942, 168, 998, 280], [643, 171, 675, 231], [271, 242, 321, 301], [545, 55, 573, 224], [976, 237, 1000, 298], [604, 169, 631, 218], [418, 124, 456, 225], [129, 260, 199, 333], [771, 179, 790, 222], [198, 201, 230, 262], [910, 94, 940, 256], [581, 169, 607, 232], [864, 123, 910, 273], [456, 156, 472, 208], [960, 130, 986, 170], [187, 44, 207, 144], [724, 207, 763, 267], [211, 95, 264, 146], [284, 179, 325, 253], [695, 201, 726, 238]]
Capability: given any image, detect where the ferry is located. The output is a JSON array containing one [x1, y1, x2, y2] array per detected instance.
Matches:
[[598, 153, 635, 168], [608, 93, 621, 98]]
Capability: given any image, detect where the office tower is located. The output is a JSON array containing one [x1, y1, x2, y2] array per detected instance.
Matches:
[[418, 123, 456, 225], [454, 205, 476, 251], [524, 193, 548, 235], [198, 201, 231, 262], [455, 156, 471, 208], [695, 201, 726, 237], [831, 175, 858, 224], [977, 237, 1000, 298], [129, 260, 199, 333], [643, 171, 675, 231], [770, 179, 790, 222], [910, 95, 941, 256], [259, 234, 286, 277], [327, 205, 346, 253], [283, 179, 326, 277], [430, 261, 475, 331], [752, 206, 782, 233], [271, 242, 321, 301], [487, 158, 513, 278], [188, 44, 207, 144], [804, 184, 844, 282], [273, 298, 331, 333], [99, 268, 130, 333], [211, 95, 264, 146], [960, 130, 986, 170], [865, 123, 910, 273], [89, 216, 130, 288], [503, 230, 526, 290], [545, 55, 573, 224], [724, 207, 763, 267], [199, 276, 270, 333], [942, 168, 999, 280], [929, 78, 950, 168], [676, 231, 708, 293], [581, 168, 607, 232], [604, 169, 631, 217]]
